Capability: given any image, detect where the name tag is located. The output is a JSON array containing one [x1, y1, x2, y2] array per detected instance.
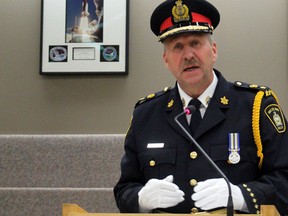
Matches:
[[147, 143, 164, 148]]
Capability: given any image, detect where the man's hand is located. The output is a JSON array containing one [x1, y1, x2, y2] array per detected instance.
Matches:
[[192, 178, 247, 211], [138, 175, 185, 212]]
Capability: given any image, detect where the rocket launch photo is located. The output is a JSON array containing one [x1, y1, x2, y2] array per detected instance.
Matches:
[[65, 0, 103, 43]]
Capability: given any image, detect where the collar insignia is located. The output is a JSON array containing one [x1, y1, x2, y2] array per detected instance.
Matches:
[[220, 96, 229, 105], [181, 98, 185, 107], [205, 96, 211, 106], [172, 0, 190, 23]]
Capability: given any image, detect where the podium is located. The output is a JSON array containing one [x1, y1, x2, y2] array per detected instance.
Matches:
[[62, 204, 280, 216]]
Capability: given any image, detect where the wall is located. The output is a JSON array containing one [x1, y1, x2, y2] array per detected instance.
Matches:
[[0, 0, 287, 134]]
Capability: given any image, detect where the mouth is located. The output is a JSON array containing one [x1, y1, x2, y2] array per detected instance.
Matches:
[[183, 65, 200, 72]]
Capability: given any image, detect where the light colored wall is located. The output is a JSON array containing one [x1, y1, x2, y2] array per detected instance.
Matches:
[[0, 0, 287, 134]]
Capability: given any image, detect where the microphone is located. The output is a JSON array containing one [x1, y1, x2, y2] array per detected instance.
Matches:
[[174, 105, 234, 216]]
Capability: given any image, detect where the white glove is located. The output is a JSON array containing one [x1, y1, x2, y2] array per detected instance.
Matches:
[[138, 175, 185, 212], [191, 178, 247, 211]]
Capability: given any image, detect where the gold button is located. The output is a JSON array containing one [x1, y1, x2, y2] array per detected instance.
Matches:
[[149, 160, 156, 167], [190, 151, 198, 159], [190, 179, 197, 186], [191, 207, 198, 214]]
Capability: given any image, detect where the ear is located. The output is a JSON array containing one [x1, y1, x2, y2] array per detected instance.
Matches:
[[162, 51, 169, 69], [212, 42, 218, 62]]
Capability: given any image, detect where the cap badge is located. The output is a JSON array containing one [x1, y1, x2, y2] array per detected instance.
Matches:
[[172, 0, 190, 23]]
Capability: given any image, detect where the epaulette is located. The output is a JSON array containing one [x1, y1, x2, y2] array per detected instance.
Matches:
[[234, 81, 273, 97], [135, 87, 172, 108]]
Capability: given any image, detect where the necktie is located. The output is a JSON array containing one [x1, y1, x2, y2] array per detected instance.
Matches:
[[189, 99, 202, 135]]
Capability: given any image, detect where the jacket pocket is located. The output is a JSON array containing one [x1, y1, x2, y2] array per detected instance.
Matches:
[[138, 148, 176, 180]]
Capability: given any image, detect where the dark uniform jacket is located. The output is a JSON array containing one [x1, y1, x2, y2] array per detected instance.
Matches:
[[114, 70, 288, 215]]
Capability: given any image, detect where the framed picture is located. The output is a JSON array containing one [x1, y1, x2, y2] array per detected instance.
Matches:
[[40, 0, 129, 75]]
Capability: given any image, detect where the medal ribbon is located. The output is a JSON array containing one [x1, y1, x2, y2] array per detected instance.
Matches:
[[229, 133, 240, 152]]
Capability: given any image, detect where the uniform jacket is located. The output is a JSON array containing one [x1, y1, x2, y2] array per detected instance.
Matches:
[[113, 70, 288, 215]]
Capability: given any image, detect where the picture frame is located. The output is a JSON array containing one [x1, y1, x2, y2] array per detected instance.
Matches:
[[40, 0, 129, 75]]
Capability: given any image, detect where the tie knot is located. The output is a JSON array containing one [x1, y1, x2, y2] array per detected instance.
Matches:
[[189, 99, 202, 109]]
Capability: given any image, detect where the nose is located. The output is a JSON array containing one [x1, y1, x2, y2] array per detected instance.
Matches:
[[183, 46, 195, 61]]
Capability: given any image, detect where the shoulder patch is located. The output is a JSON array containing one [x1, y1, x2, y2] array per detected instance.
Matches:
[[264, 104, 286, 133], [135, 87, 172, 108], [234, 81, 272, 97]]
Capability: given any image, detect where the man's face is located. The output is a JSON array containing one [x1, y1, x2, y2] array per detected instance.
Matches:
[[163, 33, 217, 97]]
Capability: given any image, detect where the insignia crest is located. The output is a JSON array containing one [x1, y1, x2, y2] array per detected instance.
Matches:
[[167, 99, 174, 108], [265, 89, 273, 97], [205, 96, 211, 106], [181, 98, 185, 107], [249, 84, 259, 89], [49, 46, 67, 62], [147, 93, 155, 99], [220, 96, 229, 105], [265, 104, 286, 133], [172, 0, 190, 23]]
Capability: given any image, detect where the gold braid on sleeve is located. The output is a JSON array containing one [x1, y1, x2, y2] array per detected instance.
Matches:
[[252, 91, 264, 169], [252, 89, 281, 169]]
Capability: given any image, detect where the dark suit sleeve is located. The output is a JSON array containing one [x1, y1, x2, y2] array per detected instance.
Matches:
[[238, 95, 288, 215], [113, 113, 144, 213]]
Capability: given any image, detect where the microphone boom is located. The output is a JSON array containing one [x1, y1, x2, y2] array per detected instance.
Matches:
[[174, 107, 234, 216]]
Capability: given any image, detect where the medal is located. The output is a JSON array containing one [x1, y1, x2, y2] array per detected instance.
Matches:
[[228, 133, 241, 164], [228, 151, 240, 164]]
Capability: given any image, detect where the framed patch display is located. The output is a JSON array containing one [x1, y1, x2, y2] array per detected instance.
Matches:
[[40, 0, 129, 75]]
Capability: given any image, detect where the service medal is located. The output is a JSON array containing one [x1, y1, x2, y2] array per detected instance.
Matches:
[[228, 151, 241, 164], [228, 133, 241, 164]]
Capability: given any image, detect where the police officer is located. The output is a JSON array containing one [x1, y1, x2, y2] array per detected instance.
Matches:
[[113, 0, 288, 215]]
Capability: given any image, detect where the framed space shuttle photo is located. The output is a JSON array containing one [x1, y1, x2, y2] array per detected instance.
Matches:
[[40, 0, 129, 75]]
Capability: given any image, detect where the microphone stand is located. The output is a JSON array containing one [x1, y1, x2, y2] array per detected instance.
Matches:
[[174, 108, 234, 216]]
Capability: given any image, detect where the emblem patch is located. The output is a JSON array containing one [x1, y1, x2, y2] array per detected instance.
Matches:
[[100, 45, 119, 62], [265, 104, 286, 133], [49, 46, 68, 62]]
